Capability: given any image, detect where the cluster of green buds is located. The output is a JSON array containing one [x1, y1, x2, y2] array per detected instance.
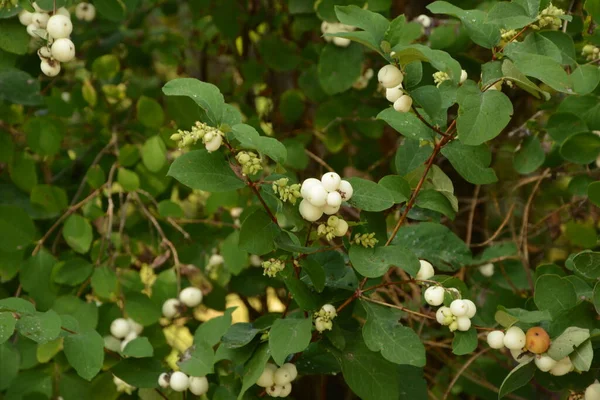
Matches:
[[170, 122, 224, 152], [316, 216, 349, 240], [235, 151, 262, 176], [582, 44, 600, 61], [272, 178, 301, 205], [314, 304, 337, 332], [353, 232, 378, 248], [262, 258, 285, 278], [500, 29, 518, 44], [533, 3, 565, 30], [102, 83, 131, 111], [432, 71, 450, 87]]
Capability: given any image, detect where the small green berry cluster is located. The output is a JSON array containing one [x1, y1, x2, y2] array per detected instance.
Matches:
[[272, 178, 301, 205], [170, 121, 224, 152], [316, 216, 349, 240], [314, 304, 337, 332], [582, 44, 600, 61], [262, 258, 285, 278], [236, 151, 263, 176], [353, 232, 378, 248], [532, 3, 565, 30]]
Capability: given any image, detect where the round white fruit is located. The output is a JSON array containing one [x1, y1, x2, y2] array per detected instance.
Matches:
[[322, 203, 340, 215], [503, 326, 526, 350], [377, 64, 404, 88], [549, 357, 573, 376], [169, 371, 189, 391], [274, 367, 293, 385], [333, 37, 351, 47], [208, 253, 224, 266], [38, 46, 52, 59], [266, 385, 282, 397], [281, 363, 297, 381], [32, 12, 49, 28], [55, 7, 70, 17], [110, 318, 131, 339], [338, 180, 353, 200], [51, 38, 76, 62], [280, 382, 292, 397], [534, 354, 557, 372], [306, 184, 328, 207], [393, 95, 413, 113], [321, 304, 337, 317], [315, 317, 332, 332], [436, 306, 452, 325], [460, 69, 468, 84], [299, 199, 323, 222], [162, 298, 181, 319], [479, 263, 494, 277], [127, 319, 143, 335], [256, 364, 276, 387], [300, 178, 321, 199], [179, 287, 203, 307], [463, 299, 477, 318], [424, 286, 445, 306], [46, 15, 72, 39], [326, 191, 342, 208], [189, 376, 209, 396], [205, 134, 222, 152], [486, 330, 505, 349], [415, 14, 432, 28], [456, 316, 471, 331], [76, 2, 96, 21], [321, 172, 341, 192], [333, 219, 348, 237], [416, 259, 434, 280], [18, 10, 33, 25], [385, 84, 404, 103], [449, 299, 468, 317], [158, 373, 169, 389], [26, 23, 41, 38], [585, 381, 600, 400]]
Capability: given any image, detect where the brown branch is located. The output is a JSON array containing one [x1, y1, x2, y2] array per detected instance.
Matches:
[[304, 149, 334, 172], [471, 203, 516, 247], [443, 348, 491, 400]]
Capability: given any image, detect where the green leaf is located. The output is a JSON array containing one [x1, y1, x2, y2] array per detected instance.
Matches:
[[64, 330, 105, 381], [230, 124, 287, 163], [95, 0, 125, 21], [349, 244, 420, 278], [378, 175, 410, 204], [547, 326, 590, 360], [546, 112, 588, 143], [20, 250, 57, 310], [534, 274, 577, 317], [377, 108, 434, 141], [280, 90, 305, 124], [498, 360, 536, 399], [318, 43, 363, 95], [122, 337, 154, 358], [53, 258, 93, 286], [239, 209, 279, 256], [141, 136, 167, 173], [385, 15, 423, 48], [178, 341, 214, 376], [335, 5, 389, 46], [221, 323, 261, 349], [301, 255, 327, 292], [111, 358, 164, 388], [0, 20, 29, 55], [92, 54, 120, 80], [487, 2, 536, 29], [168, 150, 245, 192], [136, 96, 165, 128], [221, 231, 248, 275], [25, 117, 63, 157], [345, 177, 395, 212], [117, 168, 140, 192], [513, 136, 545, 174], [0, 297, 35, 314], [0, 313, 16, 344], [415, 189, 456, 219], [395, 139, 433, 175], [441, 141, 497, 184], [257, 35, 301, 72], [588, 181, 600, 207], [585, 0, 600, 24], [558, 95, 600, 130], [0, 204, 35, 252], [570, 339, 592, 371], [452, 329, 478, 355], [238, 344, 270, 400], [0, 343, 19, 390], [361, 300, 425, 366], [31, 185, 68, 216], [124, 292, 161, 326], [0, 68, 42, 105], [157, 200, 184, 218], [63, 214, 93, 254], [573, 252, 600, 279], [194, 307, 235, 346], [269, 317, 312, 365], [456, 83, 514, 145], [500, 307, 552, 324], [501, 59, 549, 100], [560, 132, 600, 164], [16, 310, 62, 344], [571, 64, 600, 95], [283, 275, 322, 311], [91, 265, 118, 299]]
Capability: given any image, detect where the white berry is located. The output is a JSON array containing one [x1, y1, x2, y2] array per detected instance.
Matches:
[[463, 299, 477, 318], [169, 371, 189, 391], [51, 38, 76, 62], [333, 219, 348, 237], [487, 330, 505, 349], [158, 373, 169, 389], [110, 318, 131, 339], [415, 14, 432, 28], [306, 184, 328, 207], [281, 363, 297, 381], [585, 380, 600, 400], [300, 178, 321, 199], [32, 12, 49, 28], [56, 7, 70, 17], [460, 69, 468, 84], [333, 37, 351, 47], [436, 306, 453, 325], [76, 2, 96, 21], [189, 376, 209, 396], [38, 46, 52, 59], [322, 203, 340, 215], [127, 319, 143, 335], [256, 364, 277, 387], [266, 385, 282, 397], [385, 84, 404, 103], [274, 367, 293, 385], [26, 23, 42, 38], [393, 95, 413, 113], [18, 10, 33, 25], [503, 326, 526, 350], [416, 260, 434, 280], [205, 134, 222, 152], [479, 263, 494, 277], [449, 300, 468, 317], [321, 172, 341, 192], [338, 180, 353, 201], [321, 304, 337, 318], [280, 382, 292, 397], [162, 298, 181, 319], [179, 287, 203, 307], [424, 286, 445, 306], [326, 191, 342, 208], [456, 315, 471, 331], [299, 199, 323, 222], [377, 65, 403, 88], [208, 253, 224, 267], [46, 15, 72, 39], [549, 357, 573, 376], [535, 354, 557, 372], [315, 317, 332, 332]]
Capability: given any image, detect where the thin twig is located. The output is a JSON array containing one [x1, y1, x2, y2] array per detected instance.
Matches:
[[471, 203, 516, 247], [442, 348, 491, 400], [304, 149, 334, 172]]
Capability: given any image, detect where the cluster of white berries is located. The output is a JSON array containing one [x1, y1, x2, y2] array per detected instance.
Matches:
[[582, 44, 600, 61], [432, 69, 468, 87], [18, 2, 80, 77], [299, 172, 353, 222], [586, 380, 600, 400], [113, 375, 135, 394], [352, 68, 374, 90], [320, 21, 355, 47], [486, 326, 574, 376], [378, 64, 412, 113], [425, 284, 476, 332], [158, 371, 209, 395], [316, 215, 348, 240], [533, 3, 565, 31], [257, 363, 297, 397], [170, 121, 224, 153], [106, 317, 144, 352], [478, 262, 494, 277], [314, 304, 337, 332], [162, 287, 204, 319]]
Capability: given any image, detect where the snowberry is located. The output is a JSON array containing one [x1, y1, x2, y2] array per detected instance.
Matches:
[[487, 330, 505, 349], [424, 286, 445, 306], [46, 15, 72, 39], [479, 263, 494, 277], [448, 320, 459, 332], [321, 304, 337, 318], [385, 84, 404, 103], [326, 191, 342, 208], [338, 180, 353, 201], [321, 172, 341, 192], [205, 134, 222, 152], [281, 363, 297, 381], [208, 253, 224, 267], [162, 298, 181, 319], [127, 319, 143, 335], [534, 354, 557, 372], [511, 349, 534, 363], [320, 21, 330, 34], [322, 203, 340, 215], [585, 380, 600, 400], [415, 14, 432, 28], [378, 65, 403, 88], [110, 318, 131, 339], [300, 178, 321, 199], [333, 37, 351, 47], [549, 356, 573, 376], [158, 373, 169, 389], [299, 199, 323, 222], [416, 259, 434, 280], [460, 69, 468, 84], [169, 371, 189, 391], [463, 299, 477, 318], [306, 184, 328, 207], [51, 38, 76, 62], [32, 12, 49, 28], [179, 287, 203, 307], [393, 95, 413, 113], [18, 10, 33, 25], [75, 2, 96, 21], [266, 385, 282, 397], [257, 364, 277, 387], [315, 317, 332, 332], [38, 46, 52, 59], [56, 7, 70, 17], [189, 376, 209, 396], [503, 326, 526, 350], [333, 219, 348, 237], [436, 307, 453, 325], [449, 300, 468, 317], [274, 367, 293, 385], [280, 382, 292, 397], [26, 23, 41, 38], [456, 316, 471, 331]]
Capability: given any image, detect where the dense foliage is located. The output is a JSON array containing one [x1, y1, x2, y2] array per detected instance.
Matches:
[[1, 0, 600, 399]]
